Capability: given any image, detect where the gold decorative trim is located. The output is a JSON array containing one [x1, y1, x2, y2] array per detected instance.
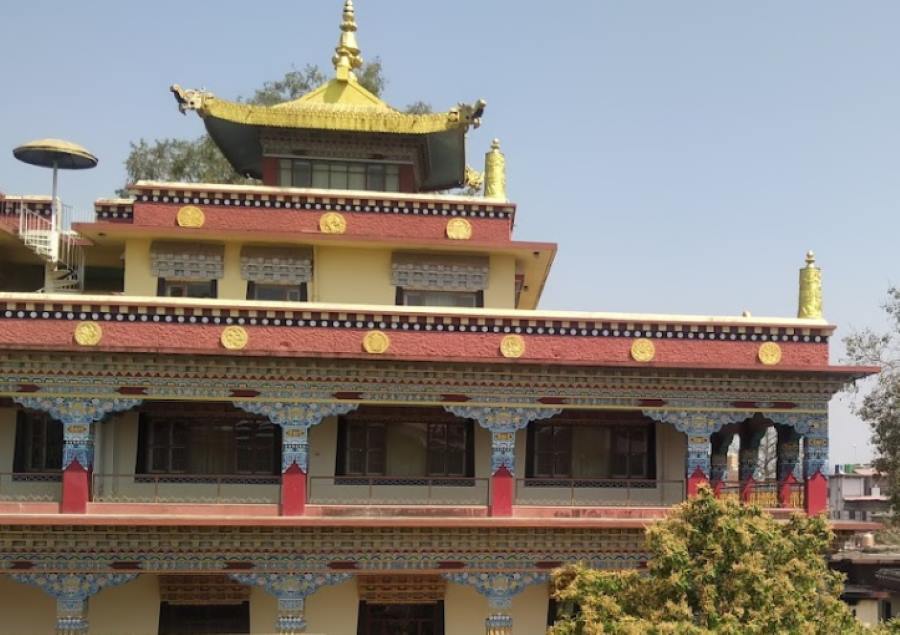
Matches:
[[446, 218, 473, 240], [176, 205, 205, 228], [319, 212, 347, 234], [66, 425, 88, 435], [499, 335, 525, 359], [758, 342, 782, 366], [221, 326, 249, 351], [73, 322, 103, 346], [630, 338, 656, 363], [363, 330, 390, 354]]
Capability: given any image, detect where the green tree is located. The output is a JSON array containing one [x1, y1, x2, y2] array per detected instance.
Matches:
[[120, 59, 425, 191], [845, 287, 900, 513], [549, 488, 870, 634]]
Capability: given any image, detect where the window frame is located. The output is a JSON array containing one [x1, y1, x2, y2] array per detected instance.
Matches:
[[336, 408, 475, 480], [396, 287, 484, 308], [136, 404, 281, 481], [157, 278, 218, 299], [525, 414, 656, 482], [278, 158, 402, 192], [13, 410, 63, 477], [246, 281, 308, 303]]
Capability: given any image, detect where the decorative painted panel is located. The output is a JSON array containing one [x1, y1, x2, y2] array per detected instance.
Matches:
[[443, 571, 548, 609]]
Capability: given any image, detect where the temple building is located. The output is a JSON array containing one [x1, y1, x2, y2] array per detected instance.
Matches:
[[0, 2, 880, 634]]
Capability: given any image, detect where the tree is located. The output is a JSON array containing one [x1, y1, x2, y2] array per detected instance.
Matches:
[[845, 286, 900, 513], [120, 59, 428, 191], [549, 488, 869, 634]]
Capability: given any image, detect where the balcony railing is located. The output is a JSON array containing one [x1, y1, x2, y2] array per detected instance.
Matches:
[[716, 480, 804, 509], [308, 476, 490, 506], [0, 472, 60, 502], [91, 473, 281, 505], [514, 478, 687, 507]]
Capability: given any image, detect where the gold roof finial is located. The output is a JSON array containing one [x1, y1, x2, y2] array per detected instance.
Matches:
[[484, 139, 507, 200], [797, 250, 824, 319], [333, 0, 364, 82]]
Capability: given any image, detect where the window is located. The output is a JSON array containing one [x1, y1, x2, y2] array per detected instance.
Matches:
[[397, 289, 483, 308], [337, 408, 473, 479], [246, 282, 307, 302], [13, 411, 63, 474], [357, 602, 444, 635], [136, 404, 280, 478], [158, 279, 217, 298], [526, 415, 655, 481], [158, 603, 249, 635], [279, 158, 401, 192]]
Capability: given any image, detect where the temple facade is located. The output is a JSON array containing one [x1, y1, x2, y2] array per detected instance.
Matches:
[[0, 3, 879, 634]]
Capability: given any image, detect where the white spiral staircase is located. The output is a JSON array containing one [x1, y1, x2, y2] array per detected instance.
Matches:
[[16, 199, 85, 293]]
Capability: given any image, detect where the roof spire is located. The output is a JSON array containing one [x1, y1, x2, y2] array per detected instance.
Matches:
[[797, 250, 824, 319], [333, 0, 364, 82]]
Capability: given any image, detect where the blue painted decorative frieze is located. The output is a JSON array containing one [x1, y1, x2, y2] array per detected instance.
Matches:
[[10, 572, 138, 633], [229, 572, 352, 633], [445, 406, 561, 474], [443, 571, 549, 609], [234, 401, 358, 472], [13, 397, 142, 469]]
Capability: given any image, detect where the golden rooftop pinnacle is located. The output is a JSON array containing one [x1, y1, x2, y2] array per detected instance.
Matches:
[[798, 250, 823, 319], [333, 0, 364, 82]]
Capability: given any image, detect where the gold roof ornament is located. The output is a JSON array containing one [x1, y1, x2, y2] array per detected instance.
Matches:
[[333, 0, 364, 82], [797, 250, 823, 319], [484, 139, 507, 201]]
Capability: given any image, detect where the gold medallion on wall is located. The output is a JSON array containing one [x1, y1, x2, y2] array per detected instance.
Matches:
[[319, 212, 347, 234], [221, 325, 249, 350], [758, 341, 782, 366], [176, 205, 205, 228], [499, 334, 525, 358], [630, 338, 656, 362], [73, 321, 103, 346], [446, 218, 473, 240], [362, 330, 391, 354]]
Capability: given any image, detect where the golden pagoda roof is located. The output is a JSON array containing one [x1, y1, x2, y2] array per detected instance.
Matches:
[[170, 1, 484, 136]]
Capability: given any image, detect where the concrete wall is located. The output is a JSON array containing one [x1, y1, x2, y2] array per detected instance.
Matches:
[[444, 580, 549, 635], [121, 239, 519, 309]]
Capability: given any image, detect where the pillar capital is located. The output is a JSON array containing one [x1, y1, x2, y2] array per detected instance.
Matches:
[[11, 571, 138, 634], [234, 401, 358, 472], [229, 572, 351, 634], [443, 571, 548, 610], [14, 396, 142, 470], [445, 406, 561, 474]]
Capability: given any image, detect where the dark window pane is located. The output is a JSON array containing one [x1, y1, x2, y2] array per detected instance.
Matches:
[[292, 161, 311, 187], [367, 450, 386, 475]]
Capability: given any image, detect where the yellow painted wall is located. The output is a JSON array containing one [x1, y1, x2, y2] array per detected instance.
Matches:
[[305, 578, 359, 634], [123, 239, 155, 296], [444, 580, 549, 635], [313, 246, 395, 305], [852, 599, 880, 626], [121, 238, 517, 309], [0, 574, 58, 635], [89, 575, 160, 635], [485, 254, 516, 308]]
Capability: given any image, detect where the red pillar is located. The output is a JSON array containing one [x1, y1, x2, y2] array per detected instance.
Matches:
[[280, 463, 306, 516], [778, 472, 798, 508], [490, 466, 514, 517], [686, 466, 709, 497], [60, 459, 90, 514], [804, 470, 828, 516], [740, 476, 756, 504]]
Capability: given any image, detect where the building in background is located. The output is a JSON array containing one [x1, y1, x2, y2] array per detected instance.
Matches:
[[831, 465, 891, 522], [0, 2, 880, 633]]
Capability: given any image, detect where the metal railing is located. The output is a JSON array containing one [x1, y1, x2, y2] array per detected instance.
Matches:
[[91, 473, 280, 505], [0, 471, 61, 502], [716, 480, 804, 509], [514, 478, 686, 507], [16, 201, 85, 292], [308, 475, 490, 506]]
